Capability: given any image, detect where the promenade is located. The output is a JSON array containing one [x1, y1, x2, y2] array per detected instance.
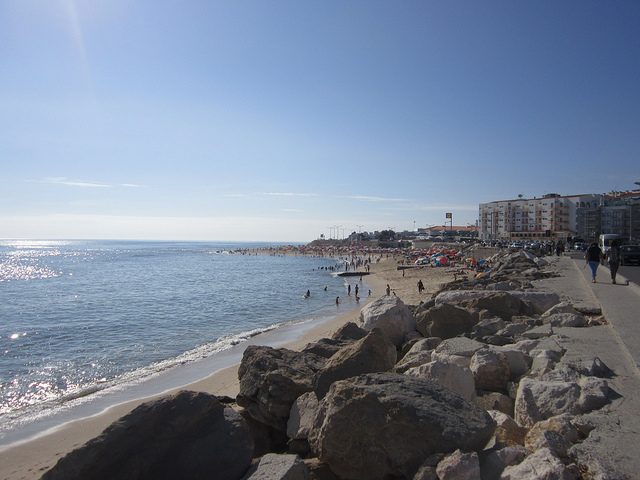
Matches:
[[533, 255, 640, 479]]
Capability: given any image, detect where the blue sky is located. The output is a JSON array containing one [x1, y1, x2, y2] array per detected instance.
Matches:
[[1, 1, 639, 241]]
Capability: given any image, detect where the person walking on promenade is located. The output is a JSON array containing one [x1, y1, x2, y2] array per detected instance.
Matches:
[[585, 242, 603, 283], [608, 239, 621, 284]]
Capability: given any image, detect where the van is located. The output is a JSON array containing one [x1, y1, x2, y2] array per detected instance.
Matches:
[[598, 234, 622, 256]]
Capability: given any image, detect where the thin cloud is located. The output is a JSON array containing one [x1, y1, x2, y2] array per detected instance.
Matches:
[[262, 192, 318, 197], [30, 178, 145, 189], [348, 195, 408, 202], [38, 177, 112, 188]]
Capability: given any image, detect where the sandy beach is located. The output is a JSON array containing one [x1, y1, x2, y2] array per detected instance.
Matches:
[[0, 255, 457, 480]]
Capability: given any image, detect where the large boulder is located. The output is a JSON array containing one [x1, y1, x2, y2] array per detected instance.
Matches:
[[314, 329, 397, 398], [405, 360, 476, 401], [436, 449, 481, 480], [302, 338, 352, 359], [431, 337, 486, 368], [42, 391, 253, 480], [500, 448, 578, 479], [489, 346, 532, 379], [470, 349, 511, 392], [245, 453, 309, 480], [514, 377, 611, 428], [479, 446, 527, 480], [435, 290, 560, 316], [237, 346, 326, 431], [287, 392, 319, 441], [416, 303, 477, 339], [359, 296, 416, 347], [395, 350, 433, 374], [308, 373, 495, 480], [488, 410, 527, 447], [331, 321, 368, 341]]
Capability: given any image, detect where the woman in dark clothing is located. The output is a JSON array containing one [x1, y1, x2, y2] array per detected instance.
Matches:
[[608, 240, 621, 284], [585, 242, 603, 283]]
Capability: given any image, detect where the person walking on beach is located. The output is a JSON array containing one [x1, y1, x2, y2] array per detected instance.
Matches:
[[608, 239, 621, 284], [585, 242, 603, 283], [417, 279, 424, 294], [386, 284, 391, 295], [355, 284, 359, 297], [347, 284, 351, 296]]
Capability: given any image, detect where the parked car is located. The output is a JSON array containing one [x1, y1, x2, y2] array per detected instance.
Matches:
[[573, 242, 587, 251], [620, 245, 640, 266]]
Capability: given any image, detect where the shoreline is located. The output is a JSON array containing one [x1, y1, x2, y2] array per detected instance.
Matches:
[[0, 255, 456, 480]]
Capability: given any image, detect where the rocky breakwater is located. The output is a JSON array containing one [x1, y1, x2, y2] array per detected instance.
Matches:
[[43, 250, 618, 480]]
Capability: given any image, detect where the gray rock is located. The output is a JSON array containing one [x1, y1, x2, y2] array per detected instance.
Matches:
[[513, 377, 610, 428], [416, 303, 477, 339], [237, 346, 326, 431], [541, 302, 579, 317], [331, 321, 367, 341], [489, 346, 532, 379], [246, 453, 308, 480], [303, 458, 338, 480], [42, 391, 253, 480], [314, 329, 396, 398], [496, 323, 530, 337], [435, 290, 560, 316], [287, 392, 319, 441], [434, 337, 486, 358], [407, 337, 443, 354], [308, 373, 496, 480], [360, 296, 416, 347], [488, 410, 527, 447], [474, 392, 514, 416], [543, 313, 587, 328], [521, 324, 554, 339], [470, 349, 510, 391], [479, 446, 527, 480], [394, 350, 433, 373], [302, 338, 352, 359], [500, 448, 578, 479], [473, 317, 506, 337], [436, 449, 481, 480], [405, 360, 476, 401]]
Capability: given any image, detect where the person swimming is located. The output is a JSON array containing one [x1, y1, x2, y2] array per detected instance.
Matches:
[[304, 289, 310, 298]]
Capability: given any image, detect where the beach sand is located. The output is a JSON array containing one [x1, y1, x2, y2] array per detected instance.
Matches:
[[0, 256, 457, 480]]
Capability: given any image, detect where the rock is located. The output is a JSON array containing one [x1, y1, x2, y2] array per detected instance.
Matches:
[[303, 458, 338, 480], [530, 337, 566, 359], [359, 296, 416, 347], [488, 410, 527, 447], [287, 392, 319, 441], [436, 449, 481, 480], [534, 256, 549, 267], [314, 329, 396, 398], [245, 453, 308, 480], [237, 346, 326, 431], [395, 350, 433, 373], [42, 391, 253, 480], [577, 376, 611, 412], [416, 303, 477, 339], [479, 446, 527, 480], [435, 290, 560, 316], [529, 351, 559, 377], [497, 323, 530, 337], [512, 339, 540, 354], [500, 448, 578, 479], [470, 349, 510, 391], [472, 317, 506, 337], [521, 324, 554, 339], [541, 302, 579, 317], [489, 346, 532, 379], [412, 465, 438, 480], [458, 292, 525, 321], [331, 321, 367, 341], [434, 337, 486, 359], [405, 360, 476, 401], [514, 378, 597, 428], [407, 337, 443, 354], [302, 338, 352, 359], [574, 357, 615, 378], [543, 313, 587, 328], [474, 392, 515, 416], [308, 373, 496, 480], [241, 410, 288, 457]]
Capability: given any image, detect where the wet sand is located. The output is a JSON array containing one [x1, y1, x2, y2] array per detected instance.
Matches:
[[0, 256, 456, 480]]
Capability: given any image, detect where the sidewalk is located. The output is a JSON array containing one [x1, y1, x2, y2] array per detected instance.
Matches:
[[532, 256, 640, 479]]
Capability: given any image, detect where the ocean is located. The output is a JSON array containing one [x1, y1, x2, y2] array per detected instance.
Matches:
[[0, 240, 359, 446]]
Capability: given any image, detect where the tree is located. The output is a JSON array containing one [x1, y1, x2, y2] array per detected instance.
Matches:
[[378, 230, 396, 242]]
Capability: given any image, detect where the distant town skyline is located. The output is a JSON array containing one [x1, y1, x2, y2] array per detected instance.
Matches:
[[1, 1, 639, 241]]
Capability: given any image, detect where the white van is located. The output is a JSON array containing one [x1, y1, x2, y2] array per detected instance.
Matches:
[[598, 234, 622, 256]]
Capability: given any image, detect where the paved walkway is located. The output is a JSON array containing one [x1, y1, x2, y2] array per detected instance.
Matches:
[[533, 256, 640, 479]]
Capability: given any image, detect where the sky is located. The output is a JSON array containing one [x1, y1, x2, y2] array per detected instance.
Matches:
[[1, 0, 639, 242]]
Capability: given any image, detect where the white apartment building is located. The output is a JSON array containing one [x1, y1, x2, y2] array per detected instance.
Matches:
[[479, 193, 602, 242]]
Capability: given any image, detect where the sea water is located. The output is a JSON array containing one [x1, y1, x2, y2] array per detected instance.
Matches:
[[0, 240, 356, 445]]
